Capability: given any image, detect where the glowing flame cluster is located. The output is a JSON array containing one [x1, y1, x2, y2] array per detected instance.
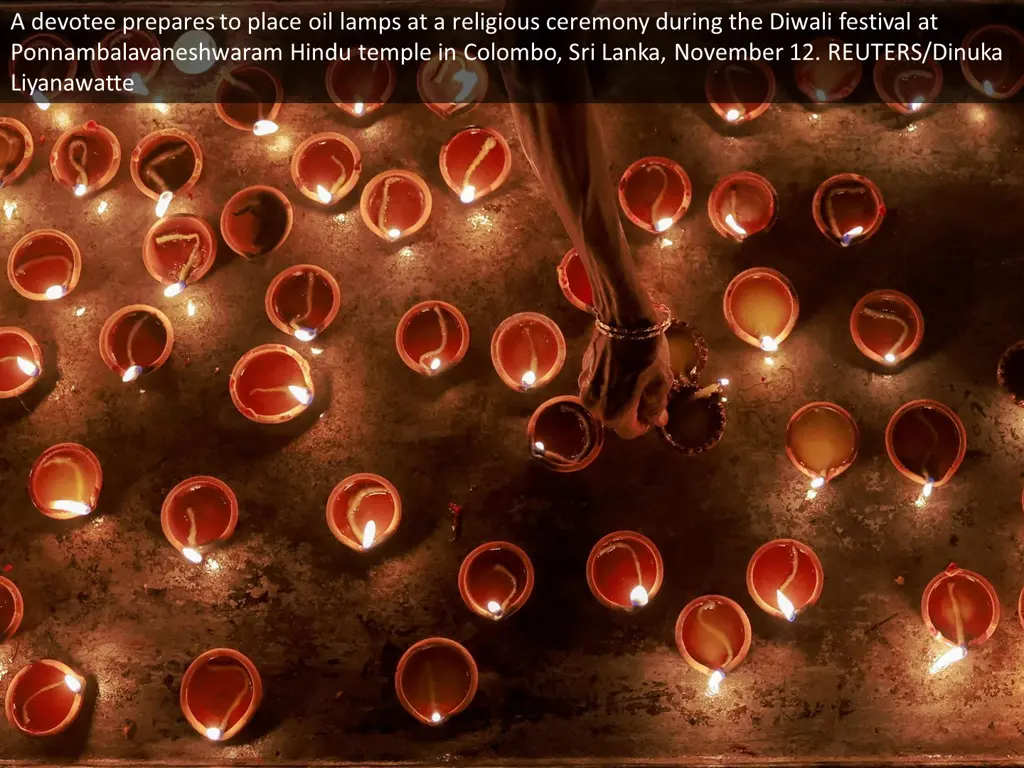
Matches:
[[252, 120, 279, 136], [629, 584, 649, 608]]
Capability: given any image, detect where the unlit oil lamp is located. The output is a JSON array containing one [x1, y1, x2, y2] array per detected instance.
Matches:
[[850, 290, 924, 366], [50, 121, 120, 197], [220, 186, 293, 258], [143, 215, 217, 297], [360, 170, 432, 242], [4, 659, 85, 736], [180, 649, 262, 741], [439, 126, 512, 204], [618, 156, 692, 234], [665, 319, 708, 382], [326, 54, 396, 117], [160, 477, 239, 564], [0, 117, 34, 187], [705, 60, 776, 124], [265, 265, 341, 342], [885, 400, 967, 507], [214, 65, 282, 135], [557, 248, 595, 314], [997, 341, 1024, 407], [921, 564, 999, 675], [527, 395, 604, 472], [395, 300, 469, 376], [873, 59, 943, 114], [0, 326, 43, 399], [290, 132, 361, 206], [7, 229, 81, 301], [0, 575, 23, 640], [722, 267, 798, 362], [229, 344, 314, 424], [99, 304, 174, 383], [395, 638, 478, 725], [417, 50, 489, 118], [785, 402, 859, 499], [586, 531, 663, 611], [795, 38, 862, 103], [812, 174, 885, 247], [659, 380, 727, 454], [28, 442, 101, 519], [675, 595, 752, 696], [9, 33, 75, 110], [490, 312, 565, 391], [92, 29, 161, 85], [326, 473, 401, 553], [961, 25, 1024, 99], [458, 541, 534, 620], [707, 172, 777, 241], [130, 129, 203, 216], [747, 539, 824, 621]]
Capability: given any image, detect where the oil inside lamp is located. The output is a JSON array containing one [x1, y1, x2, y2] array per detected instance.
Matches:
[[145, 215, 217, 296], [528, 396, 604, 471], [723, 268, 798, 356], [327, 473, 401, 553], [786, 402, 859, 499], [162, 477, 238, 565], [705, 61, 776, 125], [491, 312, 566, 392], [132, 131, 201, 206], [361, 171, 432, 243], [813, 174, 885, 247], [52, 122, 120, 197], [30, 443, 102, 520], [660, 381, 727, 455], [676, 596, 753, 697], [747, 539, 824, 621], [587, 532, 662, 611], [459, 541, 534, 620], [221, 187, 293, 258], [292, 133, 361, 206], [9, 229, 82, 302], [417, 50, 489, 117], [216, 66, 282, 132], [266, 265, 341, 342], [395, 639, 478, 725], [440, 127, 512, 204], [961, 25, 1024, 99], [851, 290, 924, 367], [182, 652, 259, 741], [326, 56, 396, 118], [795, 39, 863, 103], [7, 659, 86, 735], [396, 301, 469, 376], [618, 156, 692, 234], [101, 308, 171, 383], [922, 565, 999, 674], [887, 400, 966, 504]]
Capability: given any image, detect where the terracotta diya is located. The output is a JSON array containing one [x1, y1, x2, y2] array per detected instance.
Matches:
[[659, 380, 727, 454], [795, 38, 863, 103], [326, 54, 396, 117], [1018, 584, 1024, 631], [7, 229, 81, 301], [490, 312, 565, 391], [4, 659, 85, 736], [9, 33, 75, 107], [785, 402, 859, 494], [160, 476, 239, 564], [181, 648, 262, 741], [873, 59, 943, 115], [997, 341, 1024, 407], [705, 60, 776, 124], [265, 265, 341, 342], [142, 215, 217, 297], [458, 541, 534, 620], [229, 344, 314, 424], [417, 50, 489, 118], [707, 172, 777, 241], [850, 290, 924, 366], [586, 531, 663, 611], [290, 132, 361, 205], [0, 117, 34, 186], [130, 129, 202, 212], [885, 400, 967, 501], [50, 121, 120, 197], [618, 156, 692, 234], [528, 395, 604, 472], [360, 170, 432, 242], [99, 304, 174, 383], [0, 575, 23, 641], [28, 442, 102, 519], [747, 539, 824, 621], [214, 65, 283, 133], [395, 638, 478, 725], [557, 248, 595, 314], [665, 320, 708, 382], [922, 564, 999, 673], [961, 25, 1024, 99], [439, 126, 512, 204], [0, 326, 43, 399], [675, 595, 752, 695], [812, 174, 885, 247], [91, 29, 161, 84], [723, 267, 798, 353], [220, 185, 293, 258], [326, 473, 401, 553], [395, 300, 469, 376]]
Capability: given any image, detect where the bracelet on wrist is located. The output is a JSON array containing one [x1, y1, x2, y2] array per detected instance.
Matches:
[[594, 304, 673, 341]]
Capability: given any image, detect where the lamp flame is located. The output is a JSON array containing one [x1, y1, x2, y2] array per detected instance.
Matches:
[[316, 185, 332, 204], [252, 119, 279, 136], [361, 519, 377, 550], [294, 327, 317, 342], [429, 357, 442, 371], [811, 476, 825, 489], [287, 385, 313, 406], [776, 589, 797, 621], [629, 584, 649, 608], [725, 108, 741, 122], [387, 227, 402, 240], [182, 547, 203, 564], [884, 352, 897, 363], [205, 726, 222, 740], [45, 284, 66, 300], [521, 369, 536, 388], [31, 90, 50, 110], [487, 600, 503, 617], [533, 441, 545, 453], [760, 336, 778, 352], [16, 357, 39, 377], [3, 200, 16, 220], [353, 101, 365, 115], [51, 500, 91, 516], [929, 645, 967, 674], [64, 674, 82, 693], [654, 217, 673, 233], [908, 96, 925, 112], [983, 80, 995, 97], [155, 190, 173, 217], [430, 711, 443, 724], [164, 281, 186, 298], [718, 378, 730, 386], [460, 185, 476, 204], [915, 480, 934, 507], [73, 183, 88, 197], [129, 72, 149, 96], [840, 226, 864, 247], [724, 213, 747, 237], [122, 365, 143, 383], [814, 88, 827, 102], [706, 669, 725, 696]]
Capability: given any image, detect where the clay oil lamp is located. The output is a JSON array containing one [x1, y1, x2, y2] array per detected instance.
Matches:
[[922, 564, 999, 674], [527, 395, 604, 472], [458, 542, 534, 621], [0, 575, 23, 640], [722, 267, 798, 360], [395, 638, 478, 725], [92, 29, 161, 88], [675, 595, 752, 696], [290, 133, 361, 206], [395, 300, 469, 376], [659, 380, 727, 455], [795, 38, 862, 104], [490, 312, 566, 392], [0, 117, 34, 187], [439, 126, 512, 204], [130, 129, 203, 217], [214, 65, 282, 135], [705, 61, 776, 125], [417, 50, 489, 118], [99, 304, 174, 383], [326, 473, 401, 553], [850, 290, 924, 366], [9, 33, 75, 110], [181, 648, 262, 741], [360, 170, 432, 242], [873, 59, 943, 115], [961, 25, 1024, 99], [1018, 584, 1024, 630], [557, 248, 595, 314], [812, 174, 885, 247], [220, 186, 293, 258], [707, 172, 777, 241], [326, 54, 396, 117], [143, 215, 217, 297], [747, 539, 824, 622], [0, 326, 43, 399], [885, 400, 967, 507], [28, 443, 101, 519], [265, 265, 341, 343], [50, 121, 120, 197], [7, 229, 81, 301], [586, 531, 662, 611], [997, 341, 1024, 407], [229, 344, 314, 424], [160, 477, 239, 565], [785, 402, 859, 499], [618, 156, 692, 234], [665, 320, 708, 382], [4, 659, 85, 736]]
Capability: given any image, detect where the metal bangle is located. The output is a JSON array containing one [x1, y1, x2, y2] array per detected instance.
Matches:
[[594, 310, 673, 341]]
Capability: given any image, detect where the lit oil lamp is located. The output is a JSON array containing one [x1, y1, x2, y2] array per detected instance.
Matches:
[[556, 248, 595, 314], [92, 29, 161, 85], [458, 541, 534, 621], [665, 319, 708, 382], [961, 25, 1024, 99], [50, 121, 120, 197], [220, 185, 293, 258], [160, 476, 239, 564], [214, 65, 283, 134], [326, 54, 396, 118], [527, 395, 605, 472], [417, 50, 489, 118], [659, 380, 727, 454], [997, 341, 1024, 407], [181, 649, 262, 741], [490, 312, 566, 392], [395, 300, 469, 376], [812, 174, 885, 247], [0, 575, 23, 640], [360, 170, 432, 242], [885, 400, 967, 507], [707, 171, 778, 241], [722, 267, 798, 361], [0, 326, 43, 399], [873, 59, 943, 115], [0, 117, 34, 187], [98, 304, 174, 383], [618, 156, 692, 234], [795, 38, 863, 104], [675, 595, 752, 696], [326, 473, 401, 553], [229, 344, 314, 424], [586, 531, 663, 611], [4, 659, 85, 736], [921, 564, 999, 675], [785, 402, 859, 499], [290, 132, 361, 206], [265, 265, 341, 342], [8, 33, 75, 109], [130, 129, 203, 215], [143, 215, 217, 297], [28, 442, 101, 520], [705, 61, 776, 125], [395, 638, 478, 725], [747, 539, 824, 621], [7, 229, 81, 301], [850, 290, 924, 366], [439, 126, 512, 204]]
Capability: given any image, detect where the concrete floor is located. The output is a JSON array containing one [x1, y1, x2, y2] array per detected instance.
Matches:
[[3, 92, 1024, 766]]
